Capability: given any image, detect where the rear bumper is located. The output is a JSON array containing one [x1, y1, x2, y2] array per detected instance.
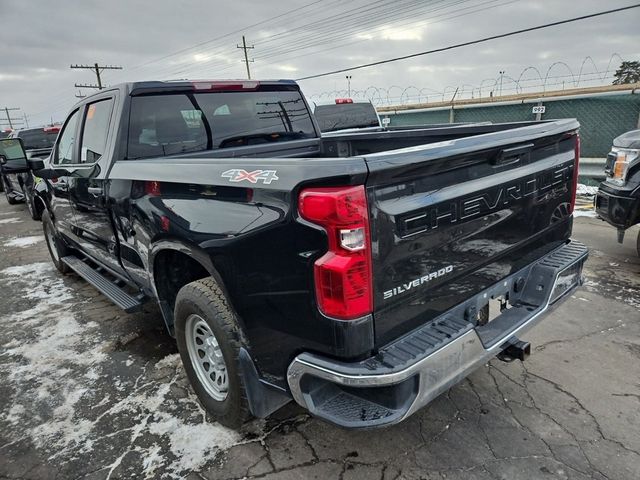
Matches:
[[595, 187, 640, 230], [287, 240, 588, 428]]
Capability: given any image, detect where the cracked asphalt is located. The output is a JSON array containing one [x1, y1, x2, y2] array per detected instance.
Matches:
[[1, 195, 639, 480]]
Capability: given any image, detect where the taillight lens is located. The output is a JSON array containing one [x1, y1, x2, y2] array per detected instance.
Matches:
[[299, 185, 373, 320], [569, 134, 580, 214]]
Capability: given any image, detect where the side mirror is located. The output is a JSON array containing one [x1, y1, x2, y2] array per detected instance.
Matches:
[[27, 158, 46, 171], [0, 138, 28, 173]]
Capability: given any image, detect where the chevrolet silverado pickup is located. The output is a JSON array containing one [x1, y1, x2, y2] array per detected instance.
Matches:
[[2, 79, 587, 429]]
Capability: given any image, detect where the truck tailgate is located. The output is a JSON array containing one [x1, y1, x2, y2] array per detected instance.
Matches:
[[365, 119, 580, 346]]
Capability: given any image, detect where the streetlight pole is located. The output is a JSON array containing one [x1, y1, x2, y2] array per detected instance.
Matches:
[[499, 70, 505, 96], [346, 75, 352, 97]]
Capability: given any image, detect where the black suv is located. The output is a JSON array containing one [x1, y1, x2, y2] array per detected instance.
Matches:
[[1, 126, 59, 218]]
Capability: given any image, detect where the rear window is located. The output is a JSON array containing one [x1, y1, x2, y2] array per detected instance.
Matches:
[[15, 129, 58, 150], [126, 89, 316, 159], [314, 103, 380, 132]]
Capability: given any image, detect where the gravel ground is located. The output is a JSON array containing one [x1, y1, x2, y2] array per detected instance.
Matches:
[[0, 195, 639, 480]]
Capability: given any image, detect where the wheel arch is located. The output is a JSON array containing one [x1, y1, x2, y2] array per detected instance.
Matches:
[[149, 240, 237, 335]]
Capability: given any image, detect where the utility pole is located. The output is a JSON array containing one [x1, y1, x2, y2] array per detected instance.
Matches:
[[499, 70, 505, 96], [23, 113, 29, 128], [346, 75, 352, 97], [237, 36, 254, 79], [2, 107, 21, 129], [70, 63, 123, 90]]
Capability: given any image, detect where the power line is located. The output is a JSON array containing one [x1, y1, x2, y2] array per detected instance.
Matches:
[[124, 0, 330, 73], [70, 63, 123, 90], [163, 0, 492, 79], [297, 3, 640, 80], [237, 35, 254, 79]]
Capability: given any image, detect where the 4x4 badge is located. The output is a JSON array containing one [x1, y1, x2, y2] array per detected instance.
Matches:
[[221, 169, 279, 185]]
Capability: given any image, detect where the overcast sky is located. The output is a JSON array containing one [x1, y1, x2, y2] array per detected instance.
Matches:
[[1, 0, 638, 127]]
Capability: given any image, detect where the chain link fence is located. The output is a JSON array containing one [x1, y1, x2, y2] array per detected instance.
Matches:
[[382, 92, 640, 159]]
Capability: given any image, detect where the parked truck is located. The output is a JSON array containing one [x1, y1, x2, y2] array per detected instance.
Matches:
[[0, 79, 587, 429]]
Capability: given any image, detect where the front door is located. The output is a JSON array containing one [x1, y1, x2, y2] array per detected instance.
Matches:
[[48, 109, 81, 244]]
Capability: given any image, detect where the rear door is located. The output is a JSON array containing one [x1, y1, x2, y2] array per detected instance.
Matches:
[[66, 95, 125, 276], [365, 121, 579, 345]]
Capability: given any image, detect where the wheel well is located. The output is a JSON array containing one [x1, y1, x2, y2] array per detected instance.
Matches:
[[153, 250, 210, 332]]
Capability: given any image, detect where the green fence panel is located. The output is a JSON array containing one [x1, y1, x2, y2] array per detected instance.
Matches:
[[384, 93, 640, 157]]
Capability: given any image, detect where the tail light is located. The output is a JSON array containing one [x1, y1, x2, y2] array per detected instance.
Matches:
[[335, 98, 354, 104], [299, 185, 373, 320], [569, 133, 580, 214]]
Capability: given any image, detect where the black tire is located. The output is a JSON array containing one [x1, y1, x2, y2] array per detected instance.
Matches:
[[174, 277, 252, 429], [636, 229, 640, 258], [3, 176, 19, 205], [22, 183, 41, 221], [42, 211, 70, 274]]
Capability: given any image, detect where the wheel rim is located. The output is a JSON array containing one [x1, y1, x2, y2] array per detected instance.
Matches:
[[45, 223, 60, 262], [185, 314, 229, 401]]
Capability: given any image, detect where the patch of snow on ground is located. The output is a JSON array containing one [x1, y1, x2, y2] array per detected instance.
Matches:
[[577, 183, 599, 196], [155, 353, 181, 370], [3, 235, 43, 248], [148, 412, 241, 474], [574, 209, 596, 218], [0, 217, 22, 224], [0, 262, 248, 477]]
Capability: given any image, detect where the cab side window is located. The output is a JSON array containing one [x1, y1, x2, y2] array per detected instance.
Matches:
[[55, 110, 80, 165], [80, 98, 114, 164]]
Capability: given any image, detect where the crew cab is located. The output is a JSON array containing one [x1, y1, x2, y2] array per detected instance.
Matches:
[[595, 129, 640, 255], [4, 79, 587, 429]]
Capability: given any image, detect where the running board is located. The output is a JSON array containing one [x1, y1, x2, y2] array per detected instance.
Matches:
[[61, 255, 145, 313]]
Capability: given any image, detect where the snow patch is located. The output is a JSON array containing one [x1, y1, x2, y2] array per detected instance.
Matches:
[[148, 412, 241, 474], [0, 217, 21, 224], [576, 183, 599, 196], [155, 353, 181, 370], [3, 235, 43, 248], [574, 209, 596, 218]]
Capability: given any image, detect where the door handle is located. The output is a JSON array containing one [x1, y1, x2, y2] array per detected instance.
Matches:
[[87, 186, 103, 196]]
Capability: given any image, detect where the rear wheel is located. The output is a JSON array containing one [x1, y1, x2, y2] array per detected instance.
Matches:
[[42, 211, 70, 274], [174, 277, 251, 429]]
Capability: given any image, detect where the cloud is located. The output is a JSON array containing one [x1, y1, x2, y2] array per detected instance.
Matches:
[[0, 0, 637, 126]]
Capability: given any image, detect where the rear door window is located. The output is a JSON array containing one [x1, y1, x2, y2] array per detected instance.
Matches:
[[79, 98, 115, 163], [126, 88, 315, 159]]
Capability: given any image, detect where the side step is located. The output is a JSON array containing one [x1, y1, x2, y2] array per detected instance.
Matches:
[[62, 255, 145, 313]]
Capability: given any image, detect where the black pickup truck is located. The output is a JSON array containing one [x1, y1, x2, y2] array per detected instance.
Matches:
[[1, 79, 587, 429]]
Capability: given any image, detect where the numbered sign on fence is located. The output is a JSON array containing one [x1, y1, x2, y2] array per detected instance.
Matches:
[[532, 105, 546, 114]]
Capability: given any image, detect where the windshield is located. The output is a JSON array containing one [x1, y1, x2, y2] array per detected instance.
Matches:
[[127, 88, 317, 159], [313, 103, 380, 132], [15, 129, 58, 150]]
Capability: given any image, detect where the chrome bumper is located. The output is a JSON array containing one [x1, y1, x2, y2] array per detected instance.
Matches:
[[287, 240, 588, 428]]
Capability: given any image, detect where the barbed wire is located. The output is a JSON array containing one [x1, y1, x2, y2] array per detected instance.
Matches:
[[307, 53, 630, 106]]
